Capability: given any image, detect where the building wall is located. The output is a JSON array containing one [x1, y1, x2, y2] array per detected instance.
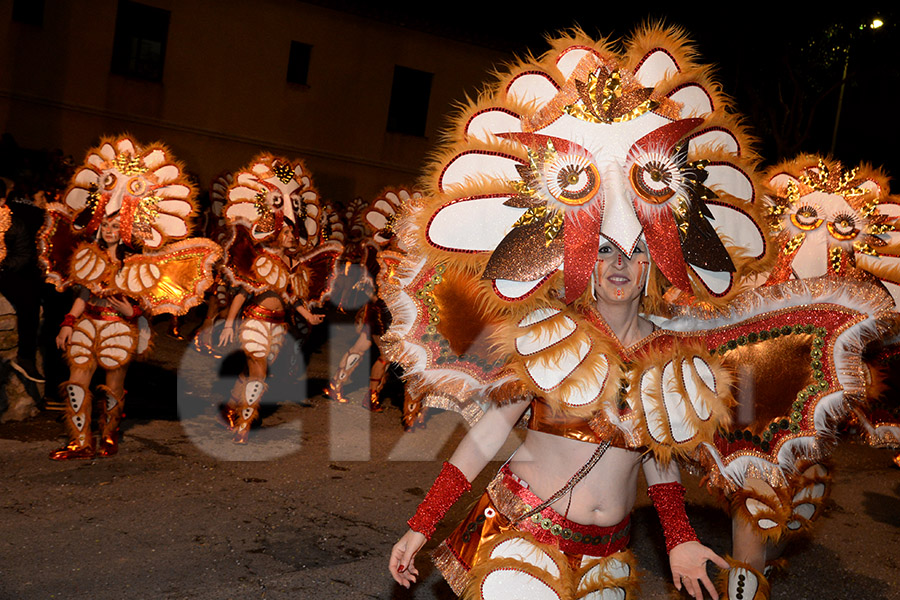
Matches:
[[0, 0, 508, 204]]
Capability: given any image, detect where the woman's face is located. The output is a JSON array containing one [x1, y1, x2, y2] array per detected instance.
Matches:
[[592, 239, 649, 305], [100, 216, 121, 245]]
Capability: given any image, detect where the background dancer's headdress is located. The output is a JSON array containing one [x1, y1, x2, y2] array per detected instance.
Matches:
[[39, 134, 220, 315], [220, 153, 342, 308], [764, 154, 900, 305]]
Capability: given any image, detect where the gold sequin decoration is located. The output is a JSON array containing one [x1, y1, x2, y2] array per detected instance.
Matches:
[[112, 153, 148, 176], [799, 159, 865, 199], [828, 246, 843, 272], [543, 212, 563, 246], [672, 197, 690, 238], [510, 205, 564, 247], [132, 195, 160, 239], [563, 69, 659, 124], [272, 162, 294, 184], [853, 241, 878, 256], [783, 233, 805, 255]]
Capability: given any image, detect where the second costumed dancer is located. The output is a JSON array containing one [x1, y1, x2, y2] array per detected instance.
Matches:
[[217, 154, 342, 443]]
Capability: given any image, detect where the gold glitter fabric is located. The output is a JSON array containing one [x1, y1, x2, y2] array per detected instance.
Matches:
[[0, 204, 10, 265]]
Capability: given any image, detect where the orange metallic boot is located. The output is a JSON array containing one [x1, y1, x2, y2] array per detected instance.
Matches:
[[363, 357, 388, 412], [50, 382, 95, 460], [326, 351, 364, 403], [231, 377, 267, 444], [96, 385, 126, 457], [402, 389, 426, 431]]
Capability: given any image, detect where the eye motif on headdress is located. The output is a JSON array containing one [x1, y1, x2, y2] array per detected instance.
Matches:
[[426, 31, 766, 306], [767, 157, 899, 288], [62, 136, 195, 248], [769, 159, 892, 255], [224, 155, 321, 247]]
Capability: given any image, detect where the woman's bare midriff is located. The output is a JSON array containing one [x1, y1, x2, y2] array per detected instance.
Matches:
[[509, 429, 642, 527], [255, 291, 284, 310]]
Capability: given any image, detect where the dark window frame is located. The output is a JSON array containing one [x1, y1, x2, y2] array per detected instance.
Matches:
[[12, 0, 45, 26], [109, 0, 170, 82], [386, 65, 433, 137], [287, 41, 313, 86]]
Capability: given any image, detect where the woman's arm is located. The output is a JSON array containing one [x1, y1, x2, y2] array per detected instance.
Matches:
[[218, 291, 247, 346], [56, 294, 87, 350], [643, 456, 729, 599], [295, 303, 324, 325], [389, 397, 531, 588]]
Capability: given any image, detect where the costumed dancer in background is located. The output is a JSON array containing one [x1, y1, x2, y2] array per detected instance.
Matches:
[[384, 27, 894, 600], [217, 154, 342, 443], [193, 171, 236, 357], [706, 155, 900, 595], [327, 187, 425, 427], [38, 135, 221, 460]]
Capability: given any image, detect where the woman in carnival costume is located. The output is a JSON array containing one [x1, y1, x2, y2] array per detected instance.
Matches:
[[192, 171, 237, 357], [38, 135, 222, 460], [708, 155, 900, 596], [384, 27, 894, 599], [217, 154, 342, 443], [327, 187, 427, 427]]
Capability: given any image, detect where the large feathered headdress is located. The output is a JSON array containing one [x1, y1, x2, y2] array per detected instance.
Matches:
[[382, 27, 774, 412]]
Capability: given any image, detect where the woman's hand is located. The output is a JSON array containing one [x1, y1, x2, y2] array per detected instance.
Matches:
[[56, 327, 72, 351], [669, 540, 729, 599], [218, 323, 235, 347], [295, 304, 324, 325], [107, 295, 134, 318], [389, 529, 427, 588]]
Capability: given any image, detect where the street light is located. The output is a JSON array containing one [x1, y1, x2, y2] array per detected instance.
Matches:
[[830, 17, 885, 154]]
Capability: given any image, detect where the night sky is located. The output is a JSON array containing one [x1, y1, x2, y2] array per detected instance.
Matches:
[[329, 1, 900, 185]]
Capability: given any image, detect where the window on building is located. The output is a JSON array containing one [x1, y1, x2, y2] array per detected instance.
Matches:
[[110, 0, 170, 82], [12, 0, 44, 25], [386, 66, 432, 137], [287, 41, 312, 85]]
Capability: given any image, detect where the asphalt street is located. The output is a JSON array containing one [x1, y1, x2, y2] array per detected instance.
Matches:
[[0, 315, 898, 600]]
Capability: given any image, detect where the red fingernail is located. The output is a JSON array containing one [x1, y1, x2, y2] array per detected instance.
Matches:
[[398, 565, 405, 573]]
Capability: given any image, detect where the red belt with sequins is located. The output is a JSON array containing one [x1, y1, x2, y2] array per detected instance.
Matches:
[[500, 464, 631, 556], [84, 303, 128, 322], [243, 304, 285, 323]]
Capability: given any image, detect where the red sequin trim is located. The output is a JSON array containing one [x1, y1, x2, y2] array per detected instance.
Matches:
[[648, 482, 698, 553], [407, 462, 471, 540]]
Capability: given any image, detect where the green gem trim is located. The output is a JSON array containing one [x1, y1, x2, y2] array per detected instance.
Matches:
[[715, 322, 829, 450]]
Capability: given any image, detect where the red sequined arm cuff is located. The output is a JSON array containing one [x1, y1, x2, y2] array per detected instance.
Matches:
[[61, 313, 78, 328], [407, 461, 471, 540], [648, 482, 698, 553]]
